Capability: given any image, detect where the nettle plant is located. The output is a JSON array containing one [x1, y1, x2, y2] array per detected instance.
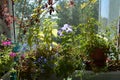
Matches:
[[18, 19, 59, 79]]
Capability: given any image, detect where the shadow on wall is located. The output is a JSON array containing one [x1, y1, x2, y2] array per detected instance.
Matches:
[[0, 19, 11, 39]]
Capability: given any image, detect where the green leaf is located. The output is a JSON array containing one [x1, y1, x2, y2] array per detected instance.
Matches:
[[38, 32, 44, 40], [52, 29, 58, 37], [28, 35, 33, 47]]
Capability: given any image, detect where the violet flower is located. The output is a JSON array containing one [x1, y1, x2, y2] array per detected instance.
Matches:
[[57, 29, 63, 36], [61, 24, 72, 31], [57, 24, 72, 36]]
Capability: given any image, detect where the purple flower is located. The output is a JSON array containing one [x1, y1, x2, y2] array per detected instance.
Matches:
[[9, 52, 17, 58], [57, 29, 63, 36], [38, 57, 42, 62], [57, 24, 72, 36], [37, 56, 47, 64], [37, 56, 44, 62], [61, 24, 72, 31], [43, 58, 47, 63], [66, 28, 72, 33]]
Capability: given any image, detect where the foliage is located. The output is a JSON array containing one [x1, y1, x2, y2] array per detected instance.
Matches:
[[76, 18, 118, 72], [18, 19, 84, 79], [54, 25, 84, 79], [56, 0, 73, 27], [18, 19, 58, 79], [81, 0, 97, 9], [1, 0, 119, 79], [76, 18, 111, 55], [0, 34, 14, 77], [57, 0, 99, 27]]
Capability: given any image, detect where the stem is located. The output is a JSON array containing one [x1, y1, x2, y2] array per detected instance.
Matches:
[[12, 1, 16, 42], [18, 0, 27, 42]]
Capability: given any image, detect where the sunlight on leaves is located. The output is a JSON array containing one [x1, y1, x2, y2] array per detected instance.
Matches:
[[81, 3, 88, 9], [52, 29, 58, 37], [90, 0, 97, 4], [38, 32, 44, 40], [81, 0, 97, 9]]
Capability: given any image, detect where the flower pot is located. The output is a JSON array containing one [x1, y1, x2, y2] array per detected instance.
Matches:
[[89, 48, 107, 72]]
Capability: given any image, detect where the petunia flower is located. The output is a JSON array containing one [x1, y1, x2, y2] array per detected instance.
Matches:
[[7, 41, 11, 45], [9, 52, 17, 58], [1, 41, 11, 46], [2, 41, 8, 46]]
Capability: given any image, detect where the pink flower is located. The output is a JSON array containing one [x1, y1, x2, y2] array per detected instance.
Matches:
[[1, 41, 11, 46], [7, 41, 11, 45], [2, 41, 8, 46], [9, 52, 17, 58]]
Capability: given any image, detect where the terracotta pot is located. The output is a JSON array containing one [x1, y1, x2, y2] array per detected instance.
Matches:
[[89, 48, 107, 72]]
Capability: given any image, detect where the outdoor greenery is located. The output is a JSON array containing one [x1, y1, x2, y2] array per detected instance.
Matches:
[[0, 0, 120, 80]]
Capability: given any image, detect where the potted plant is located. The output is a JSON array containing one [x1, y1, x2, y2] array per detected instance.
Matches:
[[85, 35, 109, 72], [78, 18, 114, 72]]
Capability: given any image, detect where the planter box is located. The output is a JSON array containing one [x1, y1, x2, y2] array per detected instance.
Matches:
[[0, 72, 10, 80], [1, 71, 120, 80], [72, 71, 120, 80]]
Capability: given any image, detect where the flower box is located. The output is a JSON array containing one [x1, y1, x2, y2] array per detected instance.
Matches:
[[72, 71, 120, 80]]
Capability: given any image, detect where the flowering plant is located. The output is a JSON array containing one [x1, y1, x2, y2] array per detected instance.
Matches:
[[17, 20, 83, 80], [0, 34, 15, 77]]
